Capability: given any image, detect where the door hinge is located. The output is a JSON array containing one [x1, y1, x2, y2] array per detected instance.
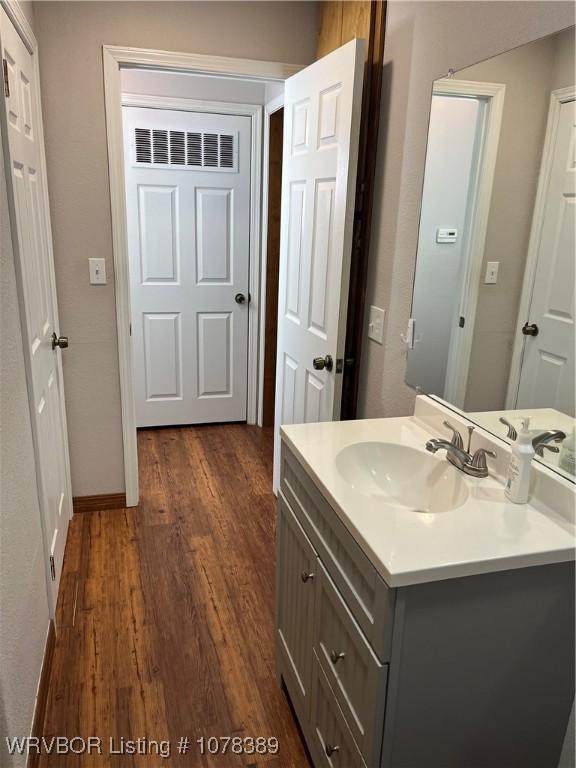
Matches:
[[129, 322, 132, 336], [3, 59, 9, 98], [459, 316, 465, 328], [49, 555, 56, 581]]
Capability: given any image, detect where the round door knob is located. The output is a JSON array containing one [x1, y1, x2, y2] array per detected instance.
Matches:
[[522, 322, 539, 337], [325, 744, 340, 758], [235, 293, 247, 304], [313, 354, 333, 372], [330, 650, 346, 665], [51, 332, 69, 350], [301, 571, 315, 583]]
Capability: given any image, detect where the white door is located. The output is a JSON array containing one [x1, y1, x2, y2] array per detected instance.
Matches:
[[516, 96, 575, 416], [273, 39, 365, 488], [0, 9, 72, 610], [123, 107, 251, 427]]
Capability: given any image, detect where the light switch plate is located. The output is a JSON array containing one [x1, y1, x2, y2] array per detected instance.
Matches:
[[89, 257, 106, 285], [368, 305, 385, 344], [484, 261, 499, 284]]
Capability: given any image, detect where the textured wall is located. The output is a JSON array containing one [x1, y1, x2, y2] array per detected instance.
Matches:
[[358, 0, 575, 419], [0, 126, 50, 766], [33, 1, 319, 496]]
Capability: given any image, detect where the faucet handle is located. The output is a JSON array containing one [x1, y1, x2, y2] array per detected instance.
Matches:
[[470, 447, 497, 472], [499, 417, 517, 441], [443, 420, 463, 449], [535, 444, 560, 458]]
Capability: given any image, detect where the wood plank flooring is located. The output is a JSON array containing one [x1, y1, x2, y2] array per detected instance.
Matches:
[[40, 425, 311, 767]]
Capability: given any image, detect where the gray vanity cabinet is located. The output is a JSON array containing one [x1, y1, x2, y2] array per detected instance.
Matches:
[[276, 442, 575, 768], [276, 494, 318, 724]]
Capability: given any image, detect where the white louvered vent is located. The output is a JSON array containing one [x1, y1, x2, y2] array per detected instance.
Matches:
[[134, 128, 237, 171]]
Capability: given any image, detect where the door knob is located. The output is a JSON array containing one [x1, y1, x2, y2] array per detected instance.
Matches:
[[313, 354, 333, 372], [522, 322, 539, 337], [51, 332, 69, 350], [235, 293, 247, 304], [301, 571, 315, 583]]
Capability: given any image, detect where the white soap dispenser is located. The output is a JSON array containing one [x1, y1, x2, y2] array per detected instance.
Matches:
[[505, 418, 534, 504]]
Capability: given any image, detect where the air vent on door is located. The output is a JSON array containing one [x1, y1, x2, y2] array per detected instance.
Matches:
[[134, 128, 237, 171]]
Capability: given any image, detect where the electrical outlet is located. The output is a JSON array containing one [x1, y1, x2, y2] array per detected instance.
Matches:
[[368, 305, 385, 344], [89, 257, 106, 285], [484, 261, 499, 284]]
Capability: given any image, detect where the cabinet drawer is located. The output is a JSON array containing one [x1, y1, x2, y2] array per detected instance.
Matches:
[[276, 495, 318, 723], [315, 561, 387, 765], [281, 444, 395, 661], [310, 652, 367, 768]]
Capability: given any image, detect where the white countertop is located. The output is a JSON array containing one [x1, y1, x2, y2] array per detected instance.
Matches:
[[281, 414, 575, 587]]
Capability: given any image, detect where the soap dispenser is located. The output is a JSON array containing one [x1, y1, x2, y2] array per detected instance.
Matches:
[[505, 418, 534, 504]]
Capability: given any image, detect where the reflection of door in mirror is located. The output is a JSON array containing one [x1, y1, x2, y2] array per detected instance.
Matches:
[[406, 27, 575, 481], [406, 80, 503, 406], [508, 89, 575, 416]]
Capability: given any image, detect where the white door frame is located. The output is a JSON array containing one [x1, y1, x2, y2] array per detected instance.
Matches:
[[438, 78, 506, 407], [257, 93, 284, 426], [0, 0, 73, 616], [505, 85, 576, 409], [103, 45, 301, 506]]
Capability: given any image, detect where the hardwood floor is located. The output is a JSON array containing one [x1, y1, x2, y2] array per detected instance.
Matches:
[[41, 425, 311, 767]]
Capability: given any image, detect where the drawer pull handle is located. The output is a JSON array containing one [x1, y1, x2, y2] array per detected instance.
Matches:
[[325, 744, 340, 757], [330, 650, 346, 664], [301, 571, 315, 583]]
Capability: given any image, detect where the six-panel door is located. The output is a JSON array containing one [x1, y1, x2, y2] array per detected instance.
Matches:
[[273, 38, 366, 489], [1, 8, 72, 610], [516, 97, 575, 414], [123, 107, 251, 427]]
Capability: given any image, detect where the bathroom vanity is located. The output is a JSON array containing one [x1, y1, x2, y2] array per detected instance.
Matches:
[[275, 398, 575, 768]]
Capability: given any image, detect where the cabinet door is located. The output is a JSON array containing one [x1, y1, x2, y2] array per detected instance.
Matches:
[[277, 493, 318, 719]]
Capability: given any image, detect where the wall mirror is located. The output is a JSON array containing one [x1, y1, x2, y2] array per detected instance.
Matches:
[[406, 27, 575, 481]]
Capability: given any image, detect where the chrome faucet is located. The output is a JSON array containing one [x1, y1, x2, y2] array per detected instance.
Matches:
[[426, 420, 496, 478], [532, 430, 566, 457]]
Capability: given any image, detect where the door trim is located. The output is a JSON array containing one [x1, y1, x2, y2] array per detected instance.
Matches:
[[257, 93, 284, 427], [103, 45, 302, 506], [437, 78, 506, 408], [505, 85, 576, 409]]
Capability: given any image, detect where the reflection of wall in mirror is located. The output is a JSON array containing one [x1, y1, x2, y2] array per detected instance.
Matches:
[[462, 28, 575, 412]]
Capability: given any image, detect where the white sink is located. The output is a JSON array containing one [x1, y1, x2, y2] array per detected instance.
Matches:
[[335, 441, 469, 513]]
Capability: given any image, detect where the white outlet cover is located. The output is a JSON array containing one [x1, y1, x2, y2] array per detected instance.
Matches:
[[368, 305, 385, 344]]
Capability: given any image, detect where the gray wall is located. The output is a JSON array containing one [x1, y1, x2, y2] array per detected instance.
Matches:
[[33, 1, 319, 496], [463, 30, 575, 411], [0, 90, 51, 768], [358, 0, 575, 419]]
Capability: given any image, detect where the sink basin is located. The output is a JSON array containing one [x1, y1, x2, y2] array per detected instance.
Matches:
[[335, 442, 469, 513]]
